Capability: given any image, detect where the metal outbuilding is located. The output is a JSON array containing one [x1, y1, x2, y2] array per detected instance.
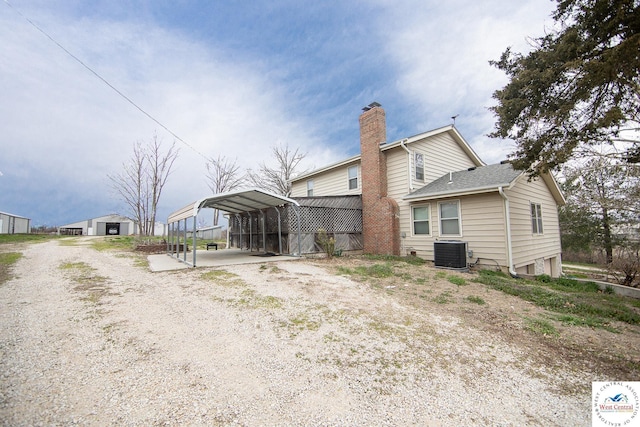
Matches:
[[167, 188, 301, 267], [58, 214, 167, 236], [58, 214, 137, 236], [0, 211, 31, 234]]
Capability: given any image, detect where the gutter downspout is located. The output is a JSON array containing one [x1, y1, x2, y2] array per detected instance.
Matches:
[[499, 186, 518, 277], [400, 138, 413, 191]]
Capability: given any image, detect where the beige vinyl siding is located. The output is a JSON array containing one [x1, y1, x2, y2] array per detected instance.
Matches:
[[290, 161, 362, 197], [292, 131, 477, 198], [291, 180, 306, 197], [385, 133, 477, 198], [386, 137, 496, 262], [417, 133, 478, 185], [505, 176, 562, 269], [399, 194, 508, 265], [386, 149, 409, 198], [387, 149, 415, 255]]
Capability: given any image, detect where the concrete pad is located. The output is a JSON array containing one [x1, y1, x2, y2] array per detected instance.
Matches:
[[148, 248, 300, 272], [147, 254, 191, 272]]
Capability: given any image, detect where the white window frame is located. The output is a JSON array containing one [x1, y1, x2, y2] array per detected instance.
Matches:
[[414, 152, 424, 182], [438, 200, 462, 237], [348, 165, 358, 190], [531, 202, 543, 234], [306, 180, 314, 197], [411, 204, 431, 236]]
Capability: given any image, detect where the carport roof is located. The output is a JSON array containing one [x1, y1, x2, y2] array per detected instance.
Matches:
[[168, 188, 299, 223]]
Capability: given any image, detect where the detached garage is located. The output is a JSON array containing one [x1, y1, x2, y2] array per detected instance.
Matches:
[[58, 214, 136, 236], [0, 211, 31, 234]]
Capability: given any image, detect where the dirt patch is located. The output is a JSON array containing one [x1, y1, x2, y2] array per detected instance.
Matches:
[[317, 257, 640, 383], [134, 243, 168, 254], [2, 241, 638, 426]]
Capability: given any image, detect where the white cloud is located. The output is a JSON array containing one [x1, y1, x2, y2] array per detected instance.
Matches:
[[1, 1, 563, 225], [0, 7, 343, 224], [375, 0, 556, 163]]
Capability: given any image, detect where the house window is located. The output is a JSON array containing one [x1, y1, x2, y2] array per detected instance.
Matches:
[[531, 203, 543, 234], [439, 201, 461, 236], [415, 152, 424, 181], [412, 205, 430, 235], [348, 165, 358, 190], [307, 180, 314, 197]]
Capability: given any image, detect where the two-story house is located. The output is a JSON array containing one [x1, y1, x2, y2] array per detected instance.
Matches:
[[291, 103, 565, 277]]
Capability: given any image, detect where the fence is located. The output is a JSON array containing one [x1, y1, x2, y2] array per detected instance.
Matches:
[[227, 195, 363, 254]]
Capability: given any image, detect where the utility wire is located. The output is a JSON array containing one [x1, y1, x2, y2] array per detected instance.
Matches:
[[3, 0, 210, 161]]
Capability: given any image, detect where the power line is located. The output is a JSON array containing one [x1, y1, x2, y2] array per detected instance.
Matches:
[[3, 0, 210, 161]]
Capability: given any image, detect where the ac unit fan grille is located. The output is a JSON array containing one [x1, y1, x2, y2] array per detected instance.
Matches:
[[434, 241, 467, 270]]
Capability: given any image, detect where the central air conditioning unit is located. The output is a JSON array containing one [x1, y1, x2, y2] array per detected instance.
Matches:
[[434, 241, 468, 270]]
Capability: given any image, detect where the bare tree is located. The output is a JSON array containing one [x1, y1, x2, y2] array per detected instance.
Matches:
[[109, 134, 179, 237], [109, 140, 147, 235], [561, 155, 640, 264], [205, 155, 244, 225], [246, 144, 306, 196], [147, 135, 179, 236]]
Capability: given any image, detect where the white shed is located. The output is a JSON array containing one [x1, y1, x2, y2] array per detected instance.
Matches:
[[0, 211, 31, 234], [58, 214, 137, 236]]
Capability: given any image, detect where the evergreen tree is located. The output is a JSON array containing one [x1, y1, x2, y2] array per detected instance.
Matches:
[[491, 0, 640, 175]]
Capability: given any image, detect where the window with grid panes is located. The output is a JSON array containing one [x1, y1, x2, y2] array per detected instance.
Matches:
[[348, 166, 358, 190], [439, 201, 461, 236], [412, 205, 430, 235], [531, 203, 543, 234]]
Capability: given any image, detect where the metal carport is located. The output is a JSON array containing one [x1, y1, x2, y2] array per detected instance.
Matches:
[[167, 188, 301, 267]]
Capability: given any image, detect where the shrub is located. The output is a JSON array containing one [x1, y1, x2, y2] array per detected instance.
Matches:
[[316, 228, 336, 259], [608, 248, 640, 288], [535, 274, 552, 283]]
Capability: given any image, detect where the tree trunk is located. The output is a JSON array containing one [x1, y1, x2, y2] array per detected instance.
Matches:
[[602, 207, 613, 264]]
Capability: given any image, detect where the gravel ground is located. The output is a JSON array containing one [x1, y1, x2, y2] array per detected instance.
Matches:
[[0, 239, 592, 426]]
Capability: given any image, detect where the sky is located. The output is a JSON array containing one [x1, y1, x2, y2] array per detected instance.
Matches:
[[0, 0, 558, 228]]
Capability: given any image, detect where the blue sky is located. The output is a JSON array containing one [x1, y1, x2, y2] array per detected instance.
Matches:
[[0, 0, 557, 227]]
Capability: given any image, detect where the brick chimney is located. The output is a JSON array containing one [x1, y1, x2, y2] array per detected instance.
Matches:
[[359, 103, 400, 255]]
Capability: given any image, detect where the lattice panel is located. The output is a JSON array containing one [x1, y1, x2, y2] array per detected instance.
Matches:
[[227, 200, 363, 254], [288, 207, 362, 233]]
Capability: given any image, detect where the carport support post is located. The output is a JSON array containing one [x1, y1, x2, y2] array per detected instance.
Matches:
[[236, 214, 242, 250], [261, 209, 267, 253], [294, 205, 302, 256], [183, 218, 187, 262], [274, 207, 282, 254], [249, 213, 253, 252], [173, 222, 177, 255], [166, 222, 170, 253], [224, 214, 230, 250], [172, 223, 175, 254], [192, 216, 197, 267]]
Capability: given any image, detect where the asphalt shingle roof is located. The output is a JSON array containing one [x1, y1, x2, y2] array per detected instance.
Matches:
[[404, 162, 522, 200]]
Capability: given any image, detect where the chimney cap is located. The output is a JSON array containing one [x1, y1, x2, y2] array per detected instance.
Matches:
[[362, 101, 382, 112]]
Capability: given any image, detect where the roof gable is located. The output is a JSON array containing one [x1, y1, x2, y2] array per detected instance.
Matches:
[[290, 125, 483, 183], [0, 211, 30, 219], [382, 125, 484, 166]]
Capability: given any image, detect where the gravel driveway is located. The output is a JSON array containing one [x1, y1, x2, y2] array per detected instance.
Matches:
[[0, 239, 590, 426]]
